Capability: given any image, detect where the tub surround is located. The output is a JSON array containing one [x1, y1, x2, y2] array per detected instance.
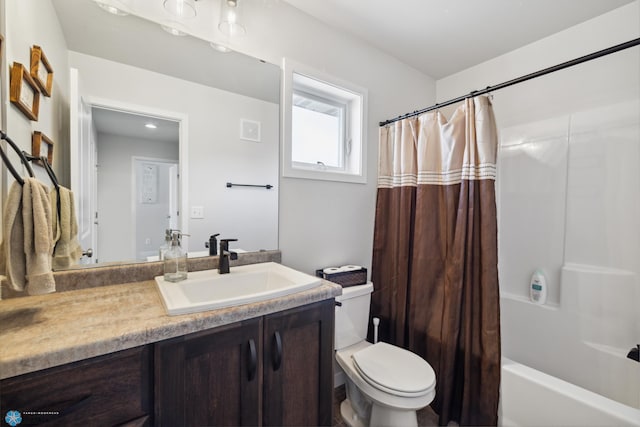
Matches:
[[0, 252, 341, 380]]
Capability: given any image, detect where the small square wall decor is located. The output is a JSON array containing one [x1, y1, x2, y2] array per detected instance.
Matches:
[[30, 45, 54, 97], [10, 62, 40, 121], [32, 131, 54, 165]]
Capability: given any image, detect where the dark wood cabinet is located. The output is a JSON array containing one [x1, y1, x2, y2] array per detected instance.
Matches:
[[154, 318, 262, 426], [1, 299, 334, 427], [154, 300, 335, 426], [0, 346, 152, 426], [263, 300, 334, 427]]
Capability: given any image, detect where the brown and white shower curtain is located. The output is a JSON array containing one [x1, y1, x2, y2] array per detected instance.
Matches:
[[371, 96, 501, 426]]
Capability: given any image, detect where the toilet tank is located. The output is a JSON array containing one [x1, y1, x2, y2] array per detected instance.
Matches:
[[334, 282, 374, 350]]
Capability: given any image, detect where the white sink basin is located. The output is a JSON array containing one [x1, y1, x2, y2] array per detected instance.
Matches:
[[155, 262, 322, 315]]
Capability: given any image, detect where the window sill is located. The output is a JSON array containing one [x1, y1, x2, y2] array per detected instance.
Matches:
[[282, 165, 367, 184]]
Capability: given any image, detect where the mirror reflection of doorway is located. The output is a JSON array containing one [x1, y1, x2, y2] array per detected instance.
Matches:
[[92, 108, 180, 263], [133, 158, 179, 260]]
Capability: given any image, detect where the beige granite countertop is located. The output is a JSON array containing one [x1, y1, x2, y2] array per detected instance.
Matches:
[[0, 277, 341, 380]]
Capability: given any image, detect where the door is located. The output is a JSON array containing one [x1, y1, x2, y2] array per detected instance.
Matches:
[[263, 300, 335, 426], [133, 158, 178, 260], [69, 68, 98, 264], [154, 318, 262, 426]]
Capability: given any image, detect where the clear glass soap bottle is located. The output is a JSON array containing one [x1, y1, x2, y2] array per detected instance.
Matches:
[[164, 231, 187, 282]]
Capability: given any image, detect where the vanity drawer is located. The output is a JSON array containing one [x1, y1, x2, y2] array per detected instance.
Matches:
[[0, 346, 152, 426]]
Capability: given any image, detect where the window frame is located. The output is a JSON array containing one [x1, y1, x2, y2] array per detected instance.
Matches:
[[282, 58, 367, 184], [291, 87, 347, 172]]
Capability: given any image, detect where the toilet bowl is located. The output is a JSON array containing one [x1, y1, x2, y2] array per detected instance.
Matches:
[[335, 283, 436, 427]]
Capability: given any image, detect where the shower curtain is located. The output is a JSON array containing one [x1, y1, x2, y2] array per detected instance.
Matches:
[[371, 96, 501, 426]]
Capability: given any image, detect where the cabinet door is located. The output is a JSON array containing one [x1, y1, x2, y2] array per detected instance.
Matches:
[[263, 299, 335, 426], [0, 346, 152, 426], [154, 318, 262, 426]]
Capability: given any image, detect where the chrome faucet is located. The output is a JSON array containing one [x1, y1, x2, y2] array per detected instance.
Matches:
[[218, 238, 238, 274]]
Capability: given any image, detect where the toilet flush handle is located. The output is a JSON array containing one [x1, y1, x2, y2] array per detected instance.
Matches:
[[372, 317, 380, 344]]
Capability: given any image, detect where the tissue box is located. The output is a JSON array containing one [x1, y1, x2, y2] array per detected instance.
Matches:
[[315, 267, 367, 287]]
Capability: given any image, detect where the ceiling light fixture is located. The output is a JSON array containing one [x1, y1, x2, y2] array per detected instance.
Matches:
[[210, 42, 232, 53], [218, 0, 246, 38], [145, 123, 158, 129], [93, 0, 129, 16], [161, 22, 189, 36], [163, 0, 197, 19]]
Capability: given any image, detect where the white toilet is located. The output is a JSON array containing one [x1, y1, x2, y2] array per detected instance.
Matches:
[[335, 282, 436, 427]]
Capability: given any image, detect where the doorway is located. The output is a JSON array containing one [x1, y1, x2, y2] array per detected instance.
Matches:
[[92, 107, 181, 263], [70, 70, 189, 265], [132, 157, 179, 260]]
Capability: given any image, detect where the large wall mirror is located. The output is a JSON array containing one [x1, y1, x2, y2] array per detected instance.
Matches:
[[8, 0, 281, 269]]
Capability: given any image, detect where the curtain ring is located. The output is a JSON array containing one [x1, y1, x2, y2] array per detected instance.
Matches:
[[485, 86, 494, 101]]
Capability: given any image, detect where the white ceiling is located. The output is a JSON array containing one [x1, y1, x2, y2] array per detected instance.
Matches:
[[92, 108, 179, 143], [51, 0, 281, 103], [52, 0, 635, 141], [283, 0, 635, 78]]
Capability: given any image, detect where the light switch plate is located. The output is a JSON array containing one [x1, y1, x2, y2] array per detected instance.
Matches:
[[190, 206, 204, 219]]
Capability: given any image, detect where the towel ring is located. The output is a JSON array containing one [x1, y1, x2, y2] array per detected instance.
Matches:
[[0, 130, 35, 185]]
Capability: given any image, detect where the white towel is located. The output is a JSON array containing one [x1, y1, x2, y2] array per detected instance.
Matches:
[[0, 178, 55, 297], [0, 182, 26, 296], [50, 186, 83, 270], [22, 178, 56, 295]]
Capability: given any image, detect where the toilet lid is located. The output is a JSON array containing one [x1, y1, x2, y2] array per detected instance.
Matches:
[[351, 342, 435, 396]]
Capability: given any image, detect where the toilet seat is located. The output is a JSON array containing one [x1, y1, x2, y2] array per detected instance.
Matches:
[[351, 342, 436, 398], [336, 341, 436, 412]]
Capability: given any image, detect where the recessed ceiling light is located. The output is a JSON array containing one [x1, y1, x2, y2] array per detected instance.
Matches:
[[145, 123, 157, 129]]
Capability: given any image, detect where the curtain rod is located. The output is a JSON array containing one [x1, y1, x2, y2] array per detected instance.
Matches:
[[379, 38, 640, 127]]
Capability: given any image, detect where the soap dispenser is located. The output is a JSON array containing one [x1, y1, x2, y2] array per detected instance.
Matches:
[[164, 231, 187, 282]]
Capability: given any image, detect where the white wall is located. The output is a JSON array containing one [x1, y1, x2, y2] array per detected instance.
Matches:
[[436, 2, 640, 126], [3, 0, 70, 185], [436, 1, 640, 407], [70, 51, 279, 255], [2, 0, 70, 241], [232, 2, 437, 275]]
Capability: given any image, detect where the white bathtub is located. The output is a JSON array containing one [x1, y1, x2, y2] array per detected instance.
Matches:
[[500, 358, 640, 427]]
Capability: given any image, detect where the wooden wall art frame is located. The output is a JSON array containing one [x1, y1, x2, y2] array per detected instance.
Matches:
[[10, 62, 40, 121], [32, 131, 54, 165], [30, 45, 54, 97]]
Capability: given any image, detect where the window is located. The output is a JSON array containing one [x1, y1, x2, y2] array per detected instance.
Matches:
[[283, 59, 367, 183]]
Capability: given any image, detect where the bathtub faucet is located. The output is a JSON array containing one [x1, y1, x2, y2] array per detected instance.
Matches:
[[627, 344, 639, 362]]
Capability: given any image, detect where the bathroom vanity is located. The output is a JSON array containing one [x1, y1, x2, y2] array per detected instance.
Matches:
[[0, 258, 340, 426]]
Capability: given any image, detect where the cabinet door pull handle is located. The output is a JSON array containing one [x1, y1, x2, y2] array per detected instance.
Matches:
[[247, 338, 257, 381], [272, 331, 282, 371]]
